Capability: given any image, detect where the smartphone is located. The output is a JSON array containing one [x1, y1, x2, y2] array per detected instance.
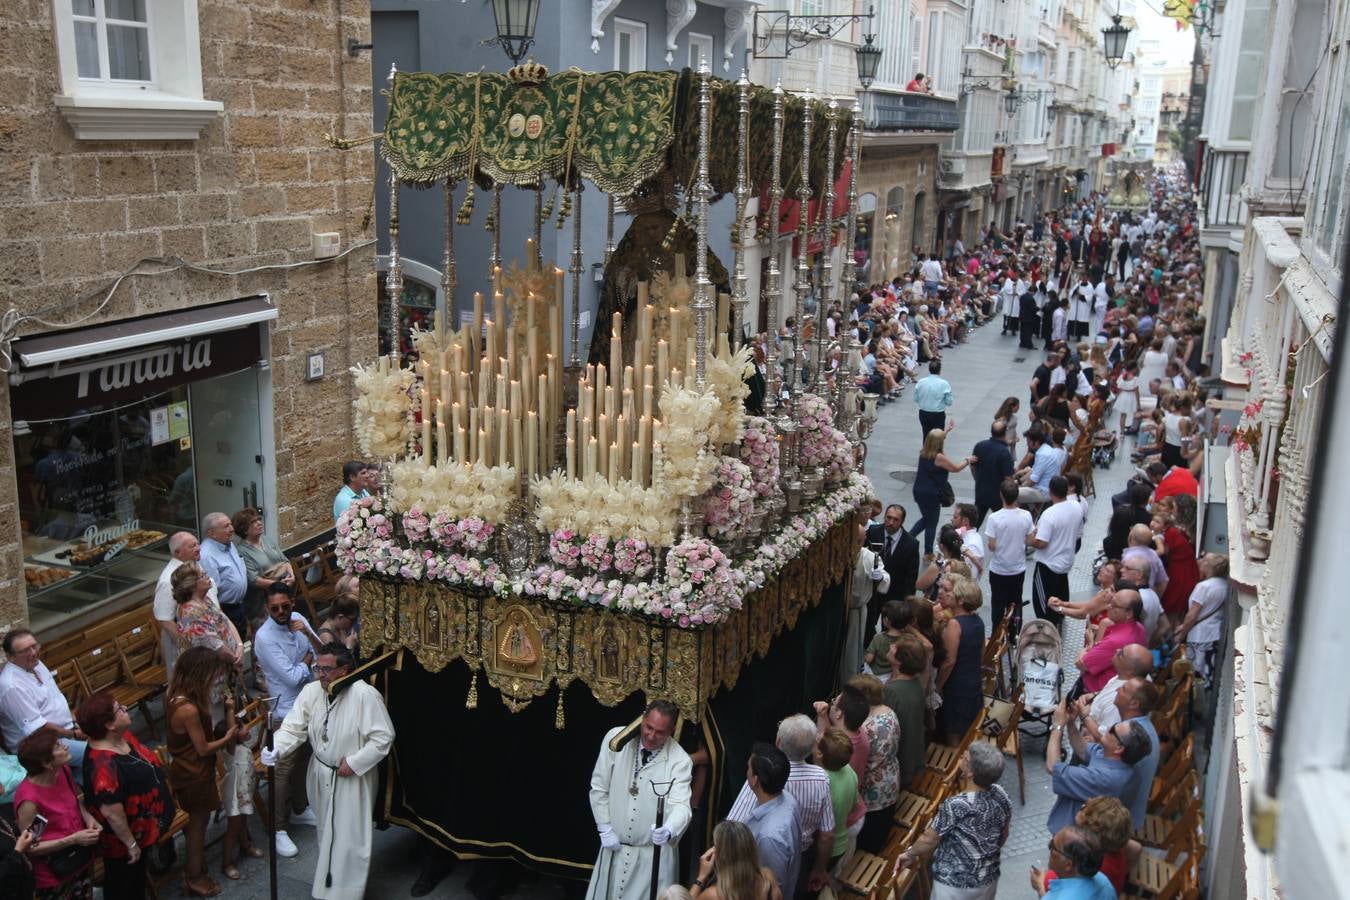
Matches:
[[30, 813, 47, 841]]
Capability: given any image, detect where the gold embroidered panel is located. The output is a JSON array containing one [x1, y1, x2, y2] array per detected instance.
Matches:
[[380, 69, 854, 198], [358, 521, 854, 722]]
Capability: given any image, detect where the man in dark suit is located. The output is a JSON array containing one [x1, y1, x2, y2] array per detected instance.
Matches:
[[865, 504, 921, 636], [970, 421, 1015, 526]]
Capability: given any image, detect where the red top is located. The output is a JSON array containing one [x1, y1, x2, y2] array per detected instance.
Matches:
[[905, 79, 924, 91], [1160, 527, 1201, 617], [84, 732, 172, 859], [1154, 466, 1199, 501]]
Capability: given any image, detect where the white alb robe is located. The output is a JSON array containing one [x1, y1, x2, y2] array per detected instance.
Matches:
[[585, 726, 693, 900], [273, 679, 395, 900]]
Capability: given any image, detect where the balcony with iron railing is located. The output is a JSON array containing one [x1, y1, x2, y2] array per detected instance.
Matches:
[[1201, 146, 1250, 229], [861, 90, 960, 133]]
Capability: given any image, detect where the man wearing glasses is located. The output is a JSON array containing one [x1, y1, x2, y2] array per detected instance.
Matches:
[[264, 642, 394, 900], [253, 582, 324, 858], [0, 629, 86, 781], [1073, 590, 1148, 693], [1030, 826, 1116, 898], [1044, 702, 1151, 835]]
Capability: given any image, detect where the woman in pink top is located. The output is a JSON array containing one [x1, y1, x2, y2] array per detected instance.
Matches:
[[14, 730, 103, 898]]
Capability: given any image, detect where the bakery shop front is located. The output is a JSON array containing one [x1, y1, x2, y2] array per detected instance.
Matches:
[[9, 296, 279, 634]]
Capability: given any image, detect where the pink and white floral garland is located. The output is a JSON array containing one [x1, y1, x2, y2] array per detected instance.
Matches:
[[797, 392, 851, 472], [338, 475, 874, 629], [701, 456, 756, 538], [739, 416, 781, 499]]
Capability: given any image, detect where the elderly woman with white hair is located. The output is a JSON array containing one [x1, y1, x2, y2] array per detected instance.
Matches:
[[894, 742, 1012, 900]]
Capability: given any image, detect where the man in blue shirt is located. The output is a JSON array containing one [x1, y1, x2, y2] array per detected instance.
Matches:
[[913, 359, 953, 436], [1031, 826, 1117, 899], [730, 742, 801, 896], [333, 460, 373, 523], [253, 582, 323, 858], [1017, 430, 1067, 505], [1045, 702, 1152, 834], [199, 511, 249, 636]]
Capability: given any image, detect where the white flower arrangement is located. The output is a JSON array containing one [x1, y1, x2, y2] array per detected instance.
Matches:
[[796, 392, 850, 471], [387, 459, 518, 524], [533, 472, 678, 547], [350, 361, 416, 459], [655, 384, 721, 500], [704, 345, 754, 446]]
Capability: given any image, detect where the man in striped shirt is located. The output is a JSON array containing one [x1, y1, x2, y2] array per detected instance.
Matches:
[[726, 714, 835, 894]]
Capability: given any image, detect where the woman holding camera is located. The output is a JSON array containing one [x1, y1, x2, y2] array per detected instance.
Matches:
[[13, 730, 102, 900]]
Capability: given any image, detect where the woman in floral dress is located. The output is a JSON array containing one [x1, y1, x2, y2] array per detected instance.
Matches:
[[848, 674, 900, 854], [172, 562, 243, 668]]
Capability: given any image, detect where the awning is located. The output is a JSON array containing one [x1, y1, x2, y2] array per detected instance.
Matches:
[[14, 294, 277, 368]]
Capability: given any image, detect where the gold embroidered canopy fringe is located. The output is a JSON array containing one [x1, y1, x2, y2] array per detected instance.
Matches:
[[357, 519, 855, 723], [379, 68, 853, 200]]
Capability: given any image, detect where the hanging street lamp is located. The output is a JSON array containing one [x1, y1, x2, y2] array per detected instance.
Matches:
[[1102, 15, 1132, 69], [490, 0, 541, 64], [855, 32, 882, 89]]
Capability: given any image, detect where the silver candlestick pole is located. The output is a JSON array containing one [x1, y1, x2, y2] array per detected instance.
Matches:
[[386, 168, 403, 368], [730, 70, 751, 351], [813, 100, 838, 394], [691, 56, 714, 387], [764, 82, 786, 407], [442, 179, 456, 328], [604, 194, 616, 265], [841, 97, 863, 319], [570, 182, 584, 369], [791, 91, 813, 406], [487, 183, 502, 280]]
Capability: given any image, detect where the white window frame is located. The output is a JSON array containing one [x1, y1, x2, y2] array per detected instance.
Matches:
[[1305, 32, 1350, 279], [687, 32, 713, 71], [71, 0, 154, 84], [613, 17, 648, 73], [52, 0, 221, 140]]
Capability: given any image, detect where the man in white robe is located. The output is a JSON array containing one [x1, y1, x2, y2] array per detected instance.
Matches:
[[586, 700, 692, 900], [263, 643, 395, 900]]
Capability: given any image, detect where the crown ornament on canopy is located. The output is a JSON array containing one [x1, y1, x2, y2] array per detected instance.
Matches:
[[507, 58, 550, 87]]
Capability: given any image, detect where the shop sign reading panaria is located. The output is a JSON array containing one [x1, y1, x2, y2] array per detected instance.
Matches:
[[11, 324, 263, 420]]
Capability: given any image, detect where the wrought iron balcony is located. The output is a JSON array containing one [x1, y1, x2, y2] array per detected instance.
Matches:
[[861, 90, 960, 133], [1200, 146, 1249, 228]]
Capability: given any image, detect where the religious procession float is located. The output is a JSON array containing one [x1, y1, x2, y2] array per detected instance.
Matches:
[[337, 59, 877, 877]]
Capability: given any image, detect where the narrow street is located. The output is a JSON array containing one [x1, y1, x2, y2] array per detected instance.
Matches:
[[864, 319, 1131, 895]]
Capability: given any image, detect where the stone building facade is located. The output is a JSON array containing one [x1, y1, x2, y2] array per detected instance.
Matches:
[[0, 0, 375, 635], [857, 143, 940, 280]]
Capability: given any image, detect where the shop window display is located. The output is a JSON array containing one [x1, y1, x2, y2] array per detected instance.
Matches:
[[16, 386, 196, 630]]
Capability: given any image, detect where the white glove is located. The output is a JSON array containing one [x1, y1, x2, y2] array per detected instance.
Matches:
[[869, 566, 886, 582], [260, 747, 279, 768], [651, 825, 672, 846], [598, 825, 620, 851]]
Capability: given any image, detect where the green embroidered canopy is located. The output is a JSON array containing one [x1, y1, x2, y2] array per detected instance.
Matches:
[[381, 68, 853, 199]]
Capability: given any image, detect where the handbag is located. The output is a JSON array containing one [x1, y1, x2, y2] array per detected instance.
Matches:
[[47, 843, 93, 879], [939, 480, 955, 507]]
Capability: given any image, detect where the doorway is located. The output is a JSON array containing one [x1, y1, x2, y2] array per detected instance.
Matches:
[[189, 367, 267, 522]]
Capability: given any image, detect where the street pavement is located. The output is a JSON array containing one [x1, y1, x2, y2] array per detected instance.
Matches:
[[180, 318, 1134, 899]]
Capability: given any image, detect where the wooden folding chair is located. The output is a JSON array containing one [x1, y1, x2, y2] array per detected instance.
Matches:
[[74, 639, 161, 740], [1126, 830, 1204, 899], [115, 622, 167, 734], [1149, 734, 1195, 810], [838, 848, 891, 897], [974, 686, 1026, 803], [924, 707, 986, 784], [1137, 768, 1200, 846]]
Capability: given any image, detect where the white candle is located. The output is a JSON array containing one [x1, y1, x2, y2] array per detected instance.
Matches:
[[566, 410, 577, 479]]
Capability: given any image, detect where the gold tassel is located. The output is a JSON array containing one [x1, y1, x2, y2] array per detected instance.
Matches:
[[554, 691, 566, 730], [456, 183, 476, 225], [540, 183, 557, 222], [555, 188, 571, 229], [466, 671, 478, 709]]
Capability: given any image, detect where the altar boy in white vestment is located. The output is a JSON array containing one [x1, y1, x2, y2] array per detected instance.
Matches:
[[263, 643, 395, 900], [586, 700, 693, 900]]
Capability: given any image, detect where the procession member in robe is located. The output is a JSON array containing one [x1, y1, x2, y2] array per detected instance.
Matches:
[[587, 699, 693, 900], [261, 643, 394, 900]]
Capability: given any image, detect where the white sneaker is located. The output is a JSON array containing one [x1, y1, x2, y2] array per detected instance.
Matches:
[[289, 807, 318, 827], [274, 831, 298, 858]]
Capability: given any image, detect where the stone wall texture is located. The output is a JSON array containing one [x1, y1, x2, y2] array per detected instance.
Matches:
[[0, 0, 377, 634], [857, 143, 941, 284]]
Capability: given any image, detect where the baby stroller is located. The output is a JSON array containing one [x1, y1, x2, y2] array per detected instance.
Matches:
[[1091, 429, 1119, 468], [1015, 619, 1064, 738]]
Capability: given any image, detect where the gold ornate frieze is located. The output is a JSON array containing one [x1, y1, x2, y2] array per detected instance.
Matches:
[[358, 521, 854, 721]]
